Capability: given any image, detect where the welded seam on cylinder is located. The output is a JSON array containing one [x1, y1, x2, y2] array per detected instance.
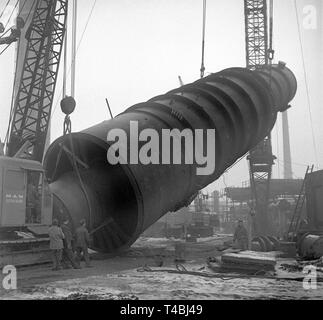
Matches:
[[161, 94, 215, 129], [127, 105, 198, 207], [220, 67, 276, 107], [199, 81, 247, 153], [192, 82, 238, 139], [127, 101, 218, 207], [194, 83, 245, 163], [207, 77, 260, 149], [255, 70, 283, 108], [215, 74, 274, 145], [167, 85, 226, 164], [127, 102, 193, 131], [224, 69, 277, 136], [263, 66, 297, 103]]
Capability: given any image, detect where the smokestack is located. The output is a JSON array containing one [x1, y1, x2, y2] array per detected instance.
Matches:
[[282, 111, 293, 179]]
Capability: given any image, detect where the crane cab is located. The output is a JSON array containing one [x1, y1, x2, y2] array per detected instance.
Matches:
[[0, 156, 52, 229]]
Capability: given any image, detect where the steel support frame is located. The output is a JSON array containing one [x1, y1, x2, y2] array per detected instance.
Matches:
[[245, 0, 274, 236], [244, 0, 268, 69], [7, 0, 68, 162]]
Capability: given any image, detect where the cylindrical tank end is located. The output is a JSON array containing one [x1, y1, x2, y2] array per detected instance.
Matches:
[[47, 136, 144, 253]]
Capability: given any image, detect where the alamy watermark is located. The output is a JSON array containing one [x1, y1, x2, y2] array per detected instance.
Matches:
[[106, 121, 216, 176], [1, 265, 17, 290], [303, 265, 318, 290], [303, 5, 318, 30]]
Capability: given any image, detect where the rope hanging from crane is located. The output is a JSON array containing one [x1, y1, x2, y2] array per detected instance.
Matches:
[[63, 0, 77, 99], [0, 0, 29, 32], [0, 0, 34, 57], [53, 0, 97, 116], [0, 0, 12, 25], [59, 0, 94, 229], [293, 0, 319, 169], [71, 0, 77, 98], [268, 0, 274, 63], [200, 0, 207, 78], [3, 0, 18, 30]]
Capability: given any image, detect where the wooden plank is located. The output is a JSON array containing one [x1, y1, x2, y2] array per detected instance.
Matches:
[[0, 249, 51, 268], [222, 251, 277, 266]]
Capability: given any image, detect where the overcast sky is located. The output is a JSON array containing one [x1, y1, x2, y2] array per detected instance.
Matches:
[[0, 0, 322, 192]]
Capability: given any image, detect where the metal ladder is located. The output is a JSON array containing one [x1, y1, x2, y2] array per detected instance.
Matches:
[[288, 165, 314, 239]]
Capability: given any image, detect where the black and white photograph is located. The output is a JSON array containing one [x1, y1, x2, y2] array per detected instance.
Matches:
[[0, 0, 322, 306]]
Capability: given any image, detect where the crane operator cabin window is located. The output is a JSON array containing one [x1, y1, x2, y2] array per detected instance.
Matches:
[[26, 171, 43, 225]]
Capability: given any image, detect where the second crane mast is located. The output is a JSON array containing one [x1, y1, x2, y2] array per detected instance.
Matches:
[[244, 0, 275, 236]]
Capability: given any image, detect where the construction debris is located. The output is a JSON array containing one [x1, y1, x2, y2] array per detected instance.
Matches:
[[218, 251, 281, 273]]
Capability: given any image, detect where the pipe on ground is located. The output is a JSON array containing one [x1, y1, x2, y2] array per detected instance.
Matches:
[[44, 62, 297, 253], [298, 234, 323, 260]]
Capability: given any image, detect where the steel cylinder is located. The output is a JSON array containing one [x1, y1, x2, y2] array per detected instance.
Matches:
[[298, 234, 323, 260], [44, 62, 297, 253]]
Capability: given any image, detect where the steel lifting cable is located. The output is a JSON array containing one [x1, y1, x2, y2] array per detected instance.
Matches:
[[0, 0, 12, 21], [24, 0, 36, 23], [200, 0, 207, 79], [0, 0, 29, 40], [0, 42, 10, 54], [0, 0, 28, 40], [268, 0, 274, 63], [52, 0, 98, 116], [62, 37, 68, 98], [68, 132, 94, 228], [267, 0, 274, 92], [62, 0, 76, 98], [294, 0, 319, 170], [3, 0, 18, 30], [59, 0, 93, 228], [16, 0, 28, 19], [71, 0, 77, 98], [62, 0, 68, 98]]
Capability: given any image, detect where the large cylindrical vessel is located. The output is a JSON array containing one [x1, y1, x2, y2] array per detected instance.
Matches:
[[44, 62, 297, 253]]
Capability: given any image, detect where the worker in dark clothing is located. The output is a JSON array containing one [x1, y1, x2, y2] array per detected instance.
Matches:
[[26, 181, 39, 224], [233, 220, 249, 250], [75, 219, 92, 268], [48, 219, 65, 271], [61, 219, 81, 269]]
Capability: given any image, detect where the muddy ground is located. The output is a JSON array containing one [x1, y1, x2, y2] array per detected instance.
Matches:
[[0, 236, 322, 300]]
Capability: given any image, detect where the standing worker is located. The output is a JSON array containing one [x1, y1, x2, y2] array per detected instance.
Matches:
[[75, 219, 92, 268], [26, 179, 39, 224], [61, 219, 81, 269], [233, 220, 249, 251], [48, 219, 65, 271]]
